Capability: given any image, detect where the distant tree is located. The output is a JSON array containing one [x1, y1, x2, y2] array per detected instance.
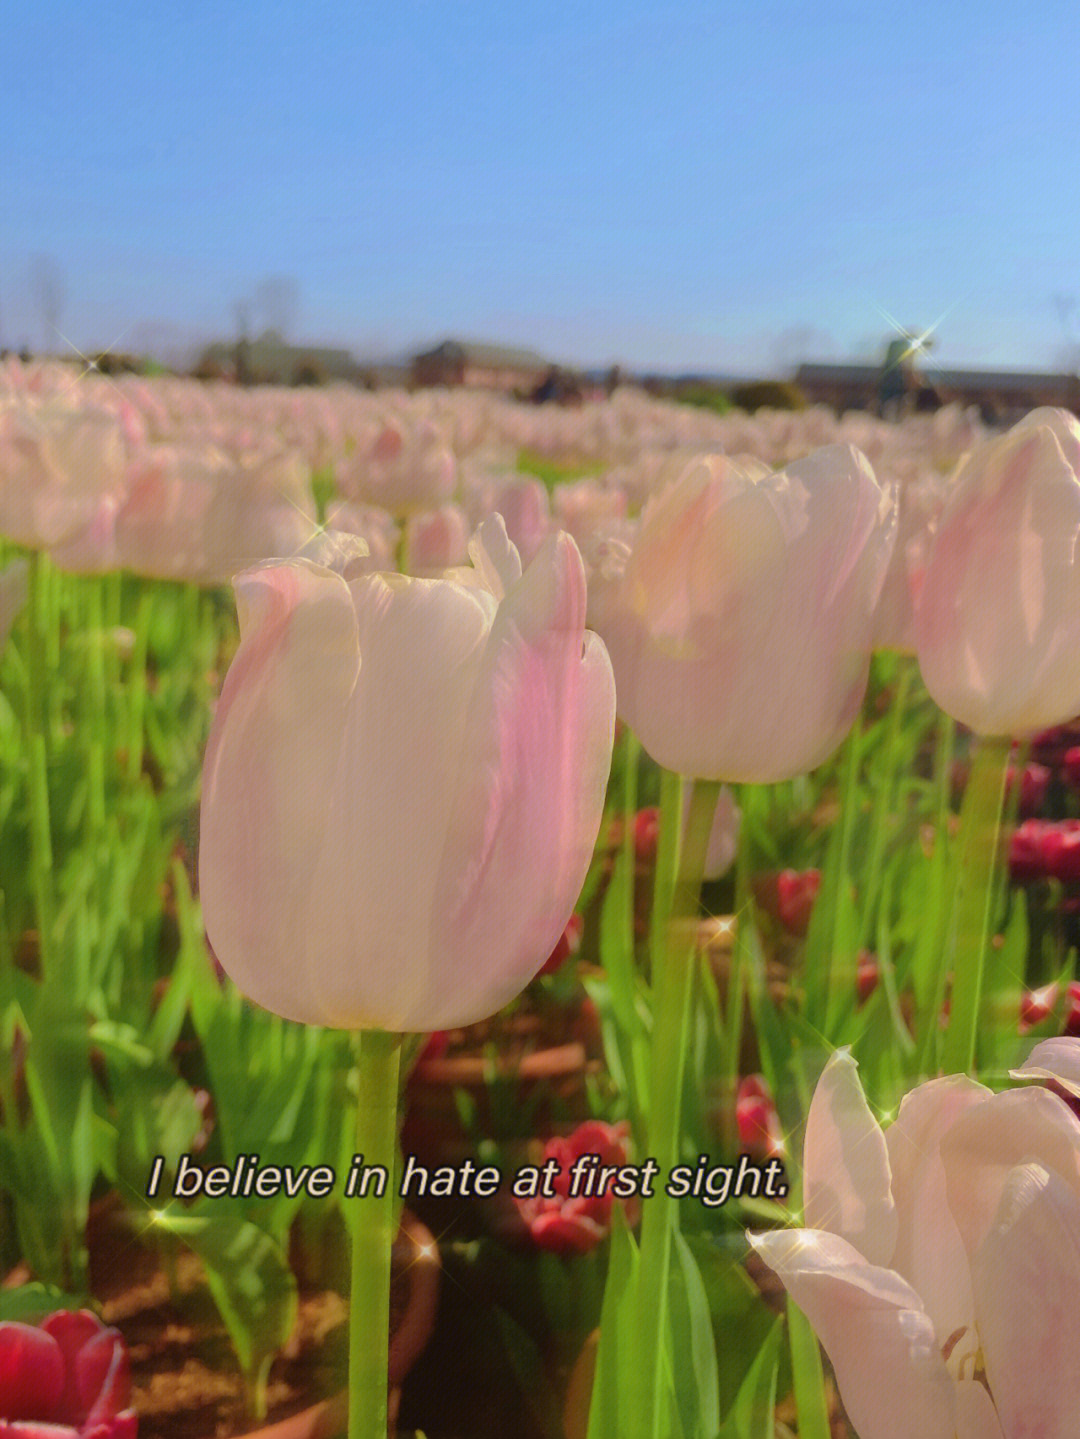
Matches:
[[28, 254, 67, 352], [254, 275, 301, 341]]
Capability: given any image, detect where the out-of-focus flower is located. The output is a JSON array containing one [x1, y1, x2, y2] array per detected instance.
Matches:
[[515, 1120, 638, 1254], [0, 1309, 137, 1438], [735, 1075, 786, 1160], [0, 396, 129, 551], [338, 417, 455, 512], [537, 913, 584, 977], [631, 807, 661, 861], [753, 869, 822, 937], [591, 446, 896, 781], [1009, 819, 1080, 884], [1063, 982, 1080, 1039], [404, 503, 469, 576], [1020, 983, 1059, 1032], [611, 788, 740, 880], [750, 1042, 1080, 1439], [915, 409, 1080, 735], [856, 951, 880, 1004], [199, 517, 615, 1030], [114, 445, 315, 584]]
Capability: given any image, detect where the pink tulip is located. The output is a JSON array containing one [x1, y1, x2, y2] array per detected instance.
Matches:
[[591, 446, 896, 781], [199, 517, 615, 1030], [915, 409, 1080, 735], [0, 396, 128, 551], [403, 503, 470, 575], [0, 1309, 137, 1438], [750, 1042, 1080, 1439]]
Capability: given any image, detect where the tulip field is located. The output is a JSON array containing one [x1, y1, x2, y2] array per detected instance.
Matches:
[[3, 354, 1080, 1439]]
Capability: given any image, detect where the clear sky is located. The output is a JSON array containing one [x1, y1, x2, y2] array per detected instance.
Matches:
[[3, 1, 1079, 376]]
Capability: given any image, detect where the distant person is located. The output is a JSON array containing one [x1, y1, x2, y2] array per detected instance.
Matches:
[[878, 337, 915, 420]]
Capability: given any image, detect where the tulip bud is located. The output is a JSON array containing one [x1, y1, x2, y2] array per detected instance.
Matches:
[[590, 445, 896, 781], [915, 409, 1080, 735]]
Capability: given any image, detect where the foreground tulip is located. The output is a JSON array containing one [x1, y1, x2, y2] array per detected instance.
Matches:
[[199, 517, 615, 1030], [914, 409, 1080, 736], [749, 1042, 1080, 1439], [0, 1309, 137, 1438], [591, 445, 896, 781]]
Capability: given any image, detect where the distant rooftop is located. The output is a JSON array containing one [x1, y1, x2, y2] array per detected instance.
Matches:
[[417, 339, 550, 371]]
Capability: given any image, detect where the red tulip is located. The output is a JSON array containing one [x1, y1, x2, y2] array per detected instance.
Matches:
[[735, 1075, 786, 1160], [537, 913, 585, 977], [0, 1310, 137, 1438], [1010, 820, 1080, 884], [515, 1120, 637, 1255], [856, 952, 880, 1004], [1020, 983, 1059, 1031]]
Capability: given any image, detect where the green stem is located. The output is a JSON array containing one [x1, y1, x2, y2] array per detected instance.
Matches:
[[125, 589, 153, 786], [348, 1028, 401, 1439], [85, 578, 107, 841], [23, 553, 55, 977], [631, 774, 720, 1438], [940, 735, 1011, 1074]]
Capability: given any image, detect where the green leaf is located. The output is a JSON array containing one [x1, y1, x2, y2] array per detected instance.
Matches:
[[494, 1306, 568, 1439], [587, 1215, 640, 1439], [0, 1283, 79, 1323], [719, 1314, 783, 1439], [664, 1228, 720, 1439], [153, 1209, 298, 1399], [787, 1297, 830, 1439]]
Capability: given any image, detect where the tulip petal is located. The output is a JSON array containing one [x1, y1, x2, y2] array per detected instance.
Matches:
[[803, 1049, 898, 1267], [954, 1378, 1005, 1439], [0, 1322, 64, 1420], [1011, 1036, 1080, 1101], [294, 569, 495, 1028], [426, 532, 616, 1027], [199, 561, 363, 1024], [885, 1074, 990, 1345], [972, 1164, 1080, 1439], [748, 1229, 956, 1439], [941, 1087, 1080, 1274]]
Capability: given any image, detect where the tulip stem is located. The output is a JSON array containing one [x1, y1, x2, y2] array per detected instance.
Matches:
[[631, 773, 721, 1438], [347, 1027, 401, 1439], [940, 735, 1011, 1074], [23, 552, 55, 979]]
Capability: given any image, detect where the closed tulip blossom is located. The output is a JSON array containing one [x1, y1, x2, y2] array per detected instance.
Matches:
[[199, 517, 615, 1030], [914, 408, 1080, 735], [590, 446, 896, 781], [749, 1042, 1080, 1439], [0, 1309, 137, 1438]]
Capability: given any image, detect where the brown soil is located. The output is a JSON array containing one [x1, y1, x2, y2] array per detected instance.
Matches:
[[86, 1207, 408, 1439]]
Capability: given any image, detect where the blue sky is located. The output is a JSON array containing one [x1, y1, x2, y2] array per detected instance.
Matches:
[[3, 1, 1079, 375]]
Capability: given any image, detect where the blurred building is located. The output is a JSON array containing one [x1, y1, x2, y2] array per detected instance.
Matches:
[[411, 339, 550, 392], [194, 329, 366, 385]]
